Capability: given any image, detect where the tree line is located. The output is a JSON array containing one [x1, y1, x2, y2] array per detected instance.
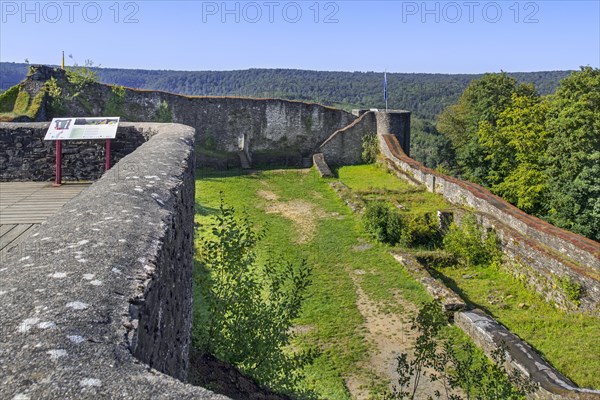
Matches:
[[0, 62, 570, 120], [430, 67, 599, 241]]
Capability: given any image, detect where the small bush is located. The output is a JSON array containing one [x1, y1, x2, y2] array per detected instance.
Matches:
[[558, 276, 583, 307], [45, 77, 65, 116], [364, 201, 404, 245], [106, 85, 126, 116], [389, 300, 537, 400], [443, 213, 501, 267], [399, 213, 441, 248], [66, 61, 98, 89], [364, 203, 442, 248], [195, 198, 314, 396], [361, 133, 379, 164], [155, 100, 173, 122]]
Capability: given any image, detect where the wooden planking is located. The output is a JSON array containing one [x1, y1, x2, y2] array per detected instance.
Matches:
[[0, 182, 91, 254], [0, 182, 89, 221], [0, 224, 16, 236], [0, 223, 33, 251]]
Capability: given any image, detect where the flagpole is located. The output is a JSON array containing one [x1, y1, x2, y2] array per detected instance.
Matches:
[[384, 71, 388, 112]]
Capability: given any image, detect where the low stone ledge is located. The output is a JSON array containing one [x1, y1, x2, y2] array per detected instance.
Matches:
[[0, 123, 230, 399], [378, 133, 600, 314], [329, 181, 364, 213], [391, 252, 466, 314], [455, 310, 600, 399], [312, 153, 333, 178]]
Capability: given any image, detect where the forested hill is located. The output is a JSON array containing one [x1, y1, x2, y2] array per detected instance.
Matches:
[[0, 62, 571, 120]]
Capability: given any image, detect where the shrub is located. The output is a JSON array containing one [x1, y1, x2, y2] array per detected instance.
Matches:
[[364, 203, 442, 248], [364, 201, 404, 245], [558, 276, 583, 307], [399, 213, 441, 248], [362, 133, 379, 164], [195, 198, 314, 396], [155, 100, 173, 122], [65, 61, 98, 89], [45, 77, 65, 116], [106, 85, 126, 116], [443, 213, 501, 267], [389, 300, 536, 399]]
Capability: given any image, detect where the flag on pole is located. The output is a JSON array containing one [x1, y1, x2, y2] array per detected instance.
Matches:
[[384, 71, 388, 111]]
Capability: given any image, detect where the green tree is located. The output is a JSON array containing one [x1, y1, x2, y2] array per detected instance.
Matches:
[[195, 198, 314, 395], [478, 93, 550, 214], [388, 301, 536, 400], [410, 117, 458, 173], [543, 67, 600, 241], [437, 73, 532, 185]]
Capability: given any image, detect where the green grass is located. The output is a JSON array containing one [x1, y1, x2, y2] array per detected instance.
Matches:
[[336, 164, 450, 214], [0, 85, 19, 112], [338, 163, 600, 390], [194, 163, 600, 396], [428, 261, 600, 389], [336, 164, 411, 192], [194, 166, 431, 399]]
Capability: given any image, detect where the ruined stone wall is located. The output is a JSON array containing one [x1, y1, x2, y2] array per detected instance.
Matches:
[[455, 311, 600, 399], [317, 111, 377, 165], [13, 66, 357, 168], [0, 122, 230, 400], [0, 123, 150, 181], [379, 133, 600, 315]]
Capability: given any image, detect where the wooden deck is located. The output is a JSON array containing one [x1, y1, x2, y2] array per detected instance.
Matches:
[[0, 182, 90, 259]]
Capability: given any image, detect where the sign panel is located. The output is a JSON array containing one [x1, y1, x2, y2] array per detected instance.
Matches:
[[44, 117, 120, 140]]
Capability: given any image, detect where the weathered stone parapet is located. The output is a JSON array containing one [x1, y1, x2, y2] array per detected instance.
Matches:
[[455, 310, 600, 399], [379, 133, 600, 315], [312, 153, 333, 178], [0, 123, 230, 399], [317, 110, 377, 166], [375, 110, 411, 156]]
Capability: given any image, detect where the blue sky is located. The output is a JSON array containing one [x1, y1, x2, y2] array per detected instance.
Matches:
[[1, 1, 598, 73]]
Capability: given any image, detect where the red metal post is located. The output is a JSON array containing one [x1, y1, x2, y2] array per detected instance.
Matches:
[[53, 140, 62, 186], [105, 139, 111, 171]]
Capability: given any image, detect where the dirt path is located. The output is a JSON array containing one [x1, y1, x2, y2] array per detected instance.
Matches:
[[257, 188, 342, 244], [347, 268, 448, 400], [255, 185, 448, 399]]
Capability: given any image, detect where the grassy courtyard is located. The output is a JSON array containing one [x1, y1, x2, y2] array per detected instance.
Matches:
[[193, 164, 600, 398]]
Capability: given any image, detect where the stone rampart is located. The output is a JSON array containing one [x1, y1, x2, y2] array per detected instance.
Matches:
[[0, 122, 229, 399], [456, 310, 600, 399], [317, 110, 377, 165], [6, 66, 357, 169], [379, 133, 600, 314]]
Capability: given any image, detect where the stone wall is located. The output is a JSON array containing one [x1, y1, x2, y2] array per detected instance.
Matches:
[[317, 111, 377, 166], [379, 133, 600, 315], [0, 122, 150, 181], [0, 123, 230, 399], [375, 110, 411, 157], [9, 66, 357, 169], [456, 310, 600, 399]]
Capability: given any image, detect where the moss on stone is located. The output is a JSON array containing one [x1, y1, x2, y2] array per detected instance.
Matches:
[[0, 85, 20, 112], [13, 91, 31, 114], [26, 91, 45, 119]]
